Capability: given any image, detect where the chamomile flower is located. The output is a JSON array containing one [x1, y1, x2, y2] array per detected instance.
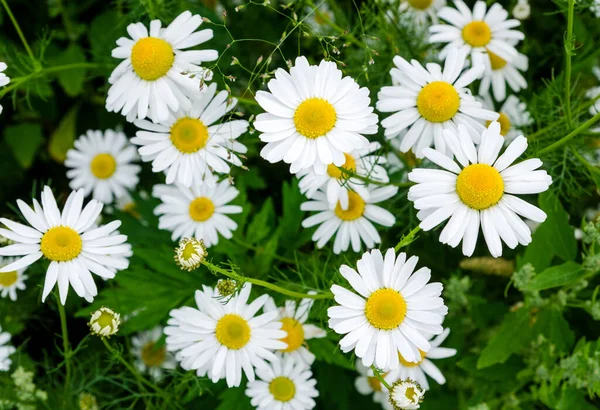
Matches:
[[305, 2, 335, 34], [301, 186, 397, 254], [255, 56, 378, 174], [296, 142, 389, 210], [132, 83, 249, 187], [174, 237, 207, 271], [407, 122, 552, 257], [398, 0, 446, 26], [246, 354, 318, 410], [395, 328, 456, 390], [0, 63, 9, 115], [389, 379, 425, 409], [355, 360, 398, 410], [89, 307, 121, 337], [106, 11, 218, 123], [327, 248, 448, 370], [476, 49, 528, 102], [264, 297, 327, 366], [152, 180, 242, 246], [377, 47, 498, 158], [0, 326, 15, 371], [164, 284, 287, 387], [481, 95, 532, 143], [65, 129, 141, 204], [0, 186, 132, 305], [132, 326, 177, 380], [430, 1, 524, 64], [0, 256, 28, 301], [512, 0, 530, 20]]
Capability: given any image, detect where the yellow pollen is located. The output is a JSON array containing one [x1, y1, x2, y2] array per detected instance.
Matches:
[[181, 241, 197, 261], [367, 373, 388, 392], [399, 350, 426, 368], [90, 153, 117, 179], [462, 21, 492, 47], [406, 387, 417, 401], [40, 226, 82, 262], [456, 164, 505, 210], [417, 82, 460, 123], [189, 197, 215, 222], [141, 342, 167, 367], [334, 191, 366, 221], [327, 153, 356, 179], [215, 314, 251, 350], [170, 117, 210, 154], [0, 271, 18, 287], [280, 318, 305, 353], [269, 376, 296, 402], [130, 37, 174, 81], [96, 311, 115, 329], [487, 112, 511, 136], [407, 0, 433, 10], [364, 288, 407, 330], [487, 50, 507, 70], [294, 98, 337, 139]]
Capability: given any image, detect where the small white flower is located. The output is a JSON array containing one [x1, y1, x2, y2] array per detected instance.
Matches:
[[512, 0, 530, 20], [390, 379, 425, 409], [174, 237, 207, 271], [0, 63, 10, 115], [0, 256, 28, 301], [0, 325, 16, 371], [398, 0, 446, 26], [65, 129, 141, 204], [591, 0, 600, 17], [89, 307, 121, 337], [131, 326, 177, 380], [305, 3, 335, 33], [476, 50, 528, 102], [480, 95, 533, 143]]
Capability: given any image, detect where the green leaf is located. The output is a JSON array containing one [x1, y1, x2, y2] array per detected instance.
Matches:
[[278, 179, 311, 251], [526, 261, 585, 291], [89, 11, 125, 62], [48, 105, 79, 163], [556, 388, 597, 410], [3, 123, 43, 169], [246, 198, 275, 245], [53, 44, 87, 96], [533, 306, 574, 353], [216, 386, 253, 410], [309, 337, 355, 370]]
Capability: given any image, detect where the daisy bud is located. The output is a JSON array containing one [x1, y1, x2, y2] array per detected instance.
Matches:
[[79, 392, 99, 410], [174, 238, 207, 272], [512, 0, 530, 20], [389, 379, 425, 410], [216, 279, 237, 297], [89, 307, 121, 338]]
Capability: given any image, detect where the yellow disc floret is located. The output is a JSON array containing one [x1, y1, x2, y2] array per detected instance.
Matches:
[[280, 317, 305, 353], [462, 21, 492, 47], [399, 350, 426, 367], [269, 376, 296, 402], [487, 112, 511, 137], [0, 271, 17, 287], [90, 153, 117, 179], [130, 37, 175, 81], [189, 197, 215, 222], [487, 50, 507, 70], [215, 314, 251, 350], [364, 288, 407, 330], [327, 153, 357, 179], [170, 117, 210, 154], [407, 0, 433, 10], [141, 342, 167, 367], [294, 98, 337, 139], [40, 226, 83, 262], [367, 372, 388, 392], [334, 191, 366, 221], [417, 82, 460, 123], [456, 164, 505, 210]]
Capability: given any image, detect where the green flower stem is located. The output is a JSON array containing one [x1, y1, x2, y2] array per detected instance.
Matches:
[[237, 96, 259, 107], [538, 111, 600, 156], [371, 365, 392, 390], [201, 260, 334, 300], [564, 0, 575, 128], [55, 294, 71, 396], [311, 2, 362, 48], [0, 0, 35, 60], [395, 225, 421, 252]]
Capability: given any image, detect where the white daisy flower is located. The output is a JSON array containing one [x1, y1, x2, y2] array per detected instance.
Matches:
[[89, 307, 121, 337], [132, 326, 177, 380], [395, 328, 456, 390], [65, 129, 141, 204], [481, 94, 533, 143], [354, 360, 398, 410], [245, 353, 319, 410], [296, 142, 389, 210], [305, 2, 335, 33], [398, 0, 446, 26], [389, 379, 425, 409], [376, 47, 498, 158], [301, 186, 397, 254], [164, 284, 287, 387], [512, 0, 530, 20], [591, 1, 600, 17], [0, 63, 9, 115], [264, 297, 327, 366], [0, 325, 15, 371], [254, 56, 378, 174], [476, 48, 528, 102], [0, 186, 132, 305], [106, 11, 218, 123], [429, 1, 524, 65], [407, 122, 552, 257], [327, 248, 448, 370], [132, 83, 248, 187], [152, 180, 242, 246], [0, 256, 28, 301]]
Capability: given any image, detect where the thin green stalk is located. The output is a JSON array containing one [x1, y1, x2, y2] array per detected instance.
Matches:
[[371, 366, 392, 390], [237, 96, 259, 107], [564, 0, 575, 128], [310, 1, 362, 48], [0, 0, 35, 60], [55, 295, 71, 396], [202, 260, 334, 300], [538, 111, 600, 156], [231, 237, 297, 264], [395, 225, 421, 252], [55, 0, 76, 40]]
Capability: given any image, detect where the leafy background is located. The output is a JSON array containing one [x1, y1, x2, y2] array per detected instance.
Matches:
[[1, 0, 600, 409]]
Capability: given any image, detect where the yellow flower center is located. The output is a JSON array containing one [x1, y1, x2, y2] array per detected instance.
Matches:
[[269, 376, 296, 402], [487, 112, 511, 136], [364, 288, 407, 330], [170, 117, 210, 154], [456, 164, 505, 210], [487, 50, 507, 70], [188, 197, 215, 222], [182, 241, 197, 260], [417, 81, 460, 123], [407, 0, 433, 10], [0, 271, 17, 287], [95, 311, 116, 329], [334, 191, 366, 221], [294, 98, 337, 139], [90, 153, 117, 179], [399, 350, 427, 368], [130, 37, 174, 81], [327, 153, 356, 179], [462, 21, 492, 47], [141, 342, 167, 367], [40, 226, 83, 262], [280, 317, 305, 353], [406, 386, 417, 401], [215, 314, 251, 350], [367, 372, 388, 392]]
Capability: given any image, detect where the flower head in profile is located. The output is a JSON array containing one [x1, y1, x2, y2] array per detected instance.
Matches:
[[0, 186, 132, 305], [512, 0, 530, 20], [389, 378, 425, 409], [0, 325, 16, 371], [0, 256, 28, 301], [89, 307, 121, 337], [106, 11, 218, 122], [0, 63, 10, 115], [407, 122, 552, 257], [174, 237, 207, 271], [132, 326, 177, 380]]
